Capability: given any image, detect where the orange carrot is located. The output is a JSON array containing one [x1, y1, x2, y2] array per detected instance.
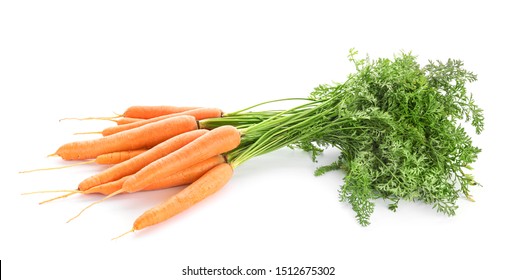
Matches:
[[59, 105, 199, 122], [102, 108, 222, 136], [67, 126, 239, 222], [34, 155, 226, 204], [144, 155, 226, 191], [123, 105, 200, 119], [53, 115, 198, 160], [116, 163, 233, 237], [19, 150, 148, 173], [94, 149, 148, 164], [122, 125, 239, 193], [78, 129, 208, 191], [84, 177, 129, 195], [88, 155, 225, 194]]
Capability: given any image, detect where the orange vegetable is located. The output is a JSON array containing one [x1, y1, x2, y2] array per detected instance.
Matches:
[[122, 125, 239, 193], [34, 155, 226, 204], [67, 126, 239, 222], [102, 107, 222, 136], [78, 129, 208, 191], [123, 105, 200, 119], [94, 149, 148, 164], [53, 115, 198, 160], [88, 155, 226, 195], [116, 163, 233, 238]]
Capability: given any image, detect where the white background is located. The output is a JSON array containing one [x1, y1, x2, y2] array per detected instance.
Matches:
[[1, 0, 514, 279]]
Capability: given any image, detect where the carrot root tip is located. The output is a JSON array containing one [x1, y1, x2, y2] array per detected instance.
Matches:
[[112, 228, 135, 240], [19, 160, 95, 173], [73, 131, 102, 135], [39, 192, 78, 205], [21, 189, 79, 195], [59, 116, 118, 122], [66, 189, 122, 223]]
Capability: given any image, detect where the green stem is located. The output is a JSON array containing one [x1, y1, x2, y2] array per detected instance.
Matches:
[[224, 98, 313, 116], [229, 99, 337, 167]]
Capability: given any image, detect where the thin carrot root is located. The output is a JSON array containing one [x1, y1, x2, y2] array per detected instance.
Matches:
[[112, 228, 135, 240], [19, 160, 96, 173], [21, 189, 80, 195], [59, 115, 121, 122], [73, 131, 103, 135], [66, 189, 123, 223], [21, 189, 81, 204], [115, 117, 145, 125], [39, 192, 79, 205], [47, 153, 58, 157]]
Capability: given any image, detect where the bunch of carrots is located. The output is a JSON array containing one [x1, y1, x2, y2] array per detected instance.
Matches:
[[23, 50, 485, 233], [24, 105, 250, 238]]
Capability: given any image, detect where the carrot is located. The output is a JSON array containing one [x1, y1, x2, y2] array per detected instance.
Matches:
[[83, 177, 128, 195], [144, 155, 226, 191], [122, 125, 240, 193], [87, 154, 224, 195], [19, 150, 148, 173], [59, 106, 199, 122], [123, 105, 200, 119], [78, 129, 208, 191], [86, 155, 225, 195], [67, 126, 239, 222], [101, 108, 222, 136], [115, 163, 233, 238], [53, 115, 198, 160], [32, 155, 226, 204], [94, 149, 148, 164]]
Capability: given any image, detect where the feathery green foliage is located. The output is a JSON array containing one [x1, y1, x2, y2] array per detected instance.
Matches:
[[201, 50, 484, 225]]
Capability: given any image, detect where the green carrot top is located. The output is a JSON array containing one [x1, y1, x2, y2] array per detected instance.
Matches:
[[202, 49, 484, 225]]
